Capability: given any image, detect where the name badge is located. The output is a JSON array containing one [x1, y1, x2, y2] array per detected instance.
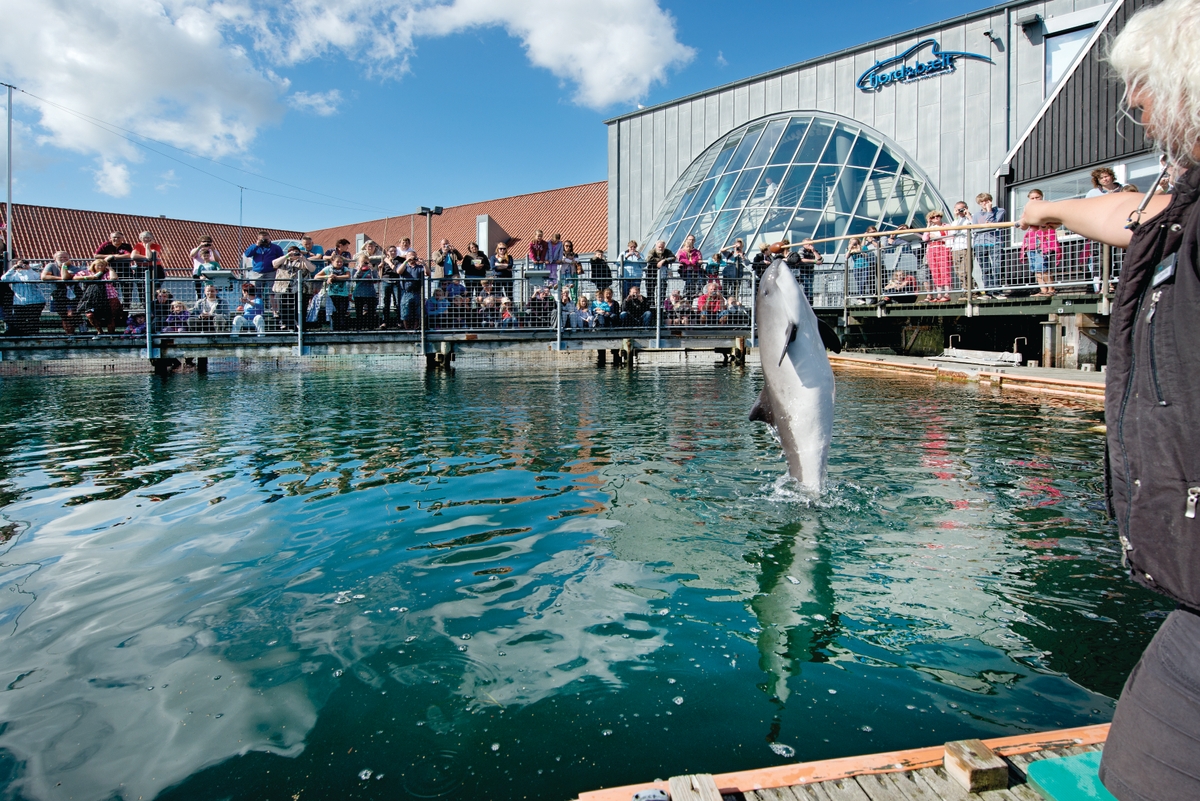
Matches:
[[1152, 253, 1177, 287]]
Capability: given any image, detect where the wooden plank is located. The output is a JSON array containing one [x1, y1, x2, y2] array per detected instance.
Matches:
[[856, 771, 943, 801], [807, 777, 873, 801], [668, 773, 723, 801], [909, 767, 972, 801], [748, 789, 798, 801], [944, 740, 1009, 793]]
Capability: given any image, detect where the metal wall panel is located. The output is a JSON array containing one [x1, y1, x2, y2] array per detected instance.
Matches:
[[718, 90, 736, 137], [764, 75, 783, 115], [652, 110, 667, 228], [781, 71, 799, 110], [748, 81, 765, 121], [608, 125, 620, 251], [664, 110, 679, 210], [640, 114, 655, 242], [733, 85, 750, 128]]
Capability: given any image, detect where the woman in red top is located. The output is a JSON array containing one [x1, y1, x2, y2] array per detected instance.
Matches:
[[677, 234, 704, 299]]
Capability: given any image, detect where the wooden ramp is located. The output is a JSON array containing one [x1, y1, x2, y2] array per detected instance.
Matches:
[[576, 724, 1108, 801]]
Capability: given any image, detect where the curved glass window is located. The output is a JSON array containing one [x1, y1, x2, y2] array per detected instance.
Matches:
[[644, 112, 949, 257]]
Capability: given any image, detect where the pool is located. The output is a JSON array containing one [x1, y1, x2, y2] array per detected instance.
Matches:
[[0, 362, 1167, 800]]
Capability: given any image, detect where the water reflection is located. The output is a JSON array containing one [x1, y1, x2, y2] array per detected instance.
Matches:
[[0, 364, 1171, 800]]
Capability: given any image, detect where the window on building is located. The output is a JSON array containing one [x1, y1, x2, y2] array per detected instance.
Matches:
[[1044, 27, 1093, 97]]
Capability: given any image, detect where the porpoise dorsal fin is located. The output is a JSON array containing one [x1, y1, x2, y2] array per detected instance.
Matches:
[[749, 389, 776, 426], [817, 319, 842, 354], [778, 323, 797, 366]]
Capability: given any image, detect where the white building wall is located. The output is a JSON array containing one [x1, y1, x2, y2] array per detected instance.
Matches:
[[607, 0, 1112, 249]]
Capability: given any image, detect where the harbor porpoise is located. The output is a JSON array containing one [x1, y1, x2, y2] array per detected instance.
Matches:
[[750, 256, 840, 493]]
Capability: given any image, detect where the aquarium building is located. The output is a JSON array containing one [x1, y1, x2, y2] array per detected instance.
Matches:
[[605, 0, 1152, 258]]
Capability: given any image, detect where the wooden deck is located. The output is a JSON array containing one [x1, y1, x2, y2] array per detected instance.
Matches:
[[577, 723, 1108, 801]]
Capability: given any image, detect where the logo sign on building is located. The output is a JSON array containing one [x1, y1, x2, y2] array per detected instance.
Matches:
[[856, 38, 993, 92]]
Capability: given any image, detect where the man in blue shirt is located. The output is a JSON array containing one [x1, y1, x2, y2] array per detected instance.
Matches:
[[971, 193, 1007, 298], [243, 232, 282, 278]]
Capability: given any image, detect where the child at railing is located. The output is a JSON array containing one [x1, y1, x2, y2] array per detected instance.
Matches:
[[123, 312, 147, 338], [881, 268, 917, 303], [499, 298, 517, 329], [163, 301, 190, 333]]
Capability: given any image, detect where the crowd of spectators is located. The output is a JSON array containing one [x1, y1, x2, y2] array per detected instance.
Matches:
[[1, 175, 1159, 337]]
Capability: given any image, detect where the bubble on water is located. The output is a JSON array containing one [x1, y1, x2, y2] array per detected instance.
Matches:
[[334, 669, 344, 677], [398, 607, 409, 613], [390, 607, 400, 612], [353, 594, 366, 600], [335, 593, 352, 605], [906, 705, 916, 710], [405, 636, 418, 643], [489, 576, 499, 581], [213, 676, 221, 681], [215, 713, 223, 719], [491, 743, 500, 752], [461, 634, 472, 640], [147, 687, 154, 691], [750, 627, 762, 634], [622, 634, 630, 639], [657, 608, 669, 616], [812, 614, 826, 621], [828, 689, 837, 694], [673, 696, 684, 705], [769, 743, 796, 758], [667, 678, 676, 684], [266, 640, 278, 646], [601, 729, 613, 736], [359, 769, 373, 780], [785, 576, 801, 585], [861, 725, 873, 732], [376, 773, 384, 780], [729, 659, 737, 667], [498, 651, 507, 657], [948, 703, 958, 709], [458, 645, 468, 652]]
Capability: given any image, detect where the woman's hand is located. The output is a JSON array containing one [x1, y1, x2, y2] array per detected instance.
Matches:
[[1019, 200, 1060, 230]]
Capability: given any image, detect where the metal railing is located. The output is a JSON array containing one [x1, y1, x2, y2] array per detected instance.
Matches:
[[1, 225, 1119, 349]]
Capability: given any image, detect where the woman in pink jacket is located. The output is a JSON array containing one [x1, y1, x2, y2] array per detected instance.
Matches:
[[1020, 189, 1061, 296]]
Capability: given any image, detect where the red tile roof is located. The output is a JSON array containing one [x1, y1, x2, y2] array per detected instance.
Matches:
[[4, 204, 302, 276], [305, 181, 608, 260]]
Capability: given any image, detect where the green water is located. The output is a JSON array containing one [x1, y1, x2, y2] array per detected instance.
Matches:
[[0, 363, 1168, 800]]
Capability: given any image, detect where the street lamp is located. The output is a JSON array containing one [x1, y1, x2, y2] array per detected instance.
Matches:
[[416, 206, 443, 268]]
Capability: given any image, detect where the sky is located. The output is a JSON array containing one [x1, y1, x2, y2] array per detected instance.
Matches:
[[1, 0, 1001, 233]]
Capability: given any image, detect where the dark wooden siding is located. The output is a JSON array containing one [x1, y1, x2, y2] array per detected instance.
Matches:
[[1004, 0, 1151, 189]]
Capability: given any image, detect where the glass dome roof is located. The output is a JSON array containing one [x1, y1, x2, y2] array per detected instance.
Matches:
[[643, 112, 949, 257]]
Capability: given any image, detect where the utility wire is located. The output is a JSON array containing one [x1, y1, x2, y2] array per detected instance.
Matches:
[[14, 87, 400, 216]]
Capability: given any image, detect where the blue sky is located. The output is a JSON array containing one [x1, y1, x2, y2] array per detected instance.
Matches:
[[2, 0, 1000, 233]]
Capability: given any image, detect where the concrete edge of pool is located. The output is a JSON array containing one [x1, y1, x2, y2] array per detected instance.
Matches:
[[576, 723, 1110, 801]]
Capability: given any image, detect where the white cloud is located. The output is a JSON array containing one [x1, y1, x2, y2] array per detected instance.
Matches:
[[716, 50, 728, 67], [156, 169, 179, 192], [0, 0, 692, 195], [414, 0, 695, 108], [288, 89, 344, 116], [93, 158, 132, 197]]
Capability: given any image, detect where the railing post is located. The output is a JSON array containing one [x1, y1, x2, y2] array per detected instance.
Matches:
[[420, 275, 427, 356], [654, 265, 663, 349], [965, 229, 975, 317], [296, 272, 303, 354], [144, 269, 155, 358], [842, 256, 849, 322], [555, 288, 562, 351], [750, 269, 757, 349], [1100, 243, 1113, 314]]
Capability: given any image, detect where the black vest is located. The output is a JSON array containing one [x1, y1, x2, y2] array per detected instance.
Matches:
[[1107, 167, 1200, 608]]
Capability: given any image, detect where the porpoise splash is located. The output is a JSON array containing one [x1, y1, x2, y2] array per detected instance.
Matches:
[[750, 257, 840, 493]]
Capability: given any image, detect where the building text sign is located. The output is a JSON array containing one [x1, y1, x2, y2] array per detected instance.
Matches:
[[856, 39, 993, 92]]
